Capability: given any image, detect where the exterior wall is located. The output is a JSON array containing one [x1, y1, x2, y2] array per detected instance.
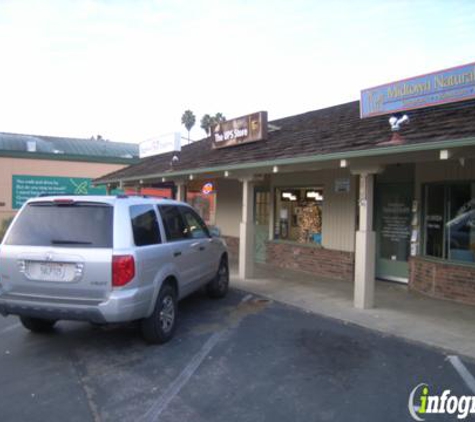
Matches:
[[410, 256, 475, 306], [0, 156, 127, 222], [271, 168, 357, 252], [415, 158, 475, 191], [215, 178, 242, 238], [223, 235, 239, 262], [266, 241, 355, 281]]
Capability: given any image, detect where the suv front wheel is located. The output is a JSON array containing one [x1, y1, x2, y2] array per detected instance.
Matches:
[[141, 283, 177, 344]]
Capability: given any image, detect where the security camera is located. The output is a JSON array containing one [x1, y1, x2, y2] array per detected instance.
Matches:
[[389, 114, 410, 131]]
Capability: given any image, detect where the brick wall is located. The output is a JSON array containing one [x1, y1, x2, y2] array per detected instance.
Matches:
[[409, 256, 475, 306], [223, 236, 239, 262], [266, 241, 355, 281]]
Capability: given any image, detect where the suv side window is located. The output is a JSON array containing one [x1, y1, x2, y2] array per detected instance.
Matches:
[[158, 205, 188, 242], [130, 205, 161, 246], [179, 206, 210, 239]]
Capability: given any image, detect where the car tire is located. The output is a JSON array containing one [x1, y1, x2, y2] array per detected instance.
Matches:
[[141, 283, 177, 345], [207, 256, 229, 299], [20, 316, 57, 333]]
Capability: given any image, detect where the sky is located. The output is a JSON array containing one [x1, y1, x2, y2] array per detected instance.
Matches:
[[0, 0, 475, 144]]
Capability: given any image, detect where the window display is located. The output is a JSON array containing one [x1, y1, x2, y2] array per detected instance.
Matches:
[[275, 187, 323, 244], [186, 180, 217, 226], [423, 182, 475, 263]]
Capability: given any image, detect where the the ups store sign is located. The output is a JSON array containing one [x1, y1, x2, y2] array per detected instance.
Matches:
[[212, 111, 268, 149]]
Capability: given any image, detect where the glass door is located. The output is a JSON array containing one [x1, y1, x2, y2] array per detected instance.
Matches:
[[375, 183, 413, 282]]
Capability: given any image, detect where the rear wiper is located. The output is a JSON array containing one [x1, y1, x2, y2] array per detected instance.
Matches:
[[51, 240, 92, 245]]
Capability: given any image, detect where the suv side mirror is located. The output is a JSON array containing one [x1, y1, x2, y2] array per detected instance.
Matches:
[[209, 226, 221, 238]]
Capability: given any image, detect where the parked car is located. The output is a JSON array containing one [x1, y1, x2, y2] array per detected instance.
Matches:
[[0, 195, 229, 344]]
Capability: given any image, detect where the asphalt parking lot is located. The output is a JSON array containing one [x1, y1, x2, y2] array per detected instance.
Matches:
[[1, 288, 474, 422]]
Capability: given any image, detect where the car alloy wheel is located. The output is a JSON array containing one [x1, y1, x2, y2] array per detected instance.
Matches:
[[159, 295, 175, 333]]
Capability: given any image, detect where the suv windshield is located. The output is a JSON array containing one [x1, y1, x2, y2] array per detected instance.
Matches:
[[5, 201, 113, 248]]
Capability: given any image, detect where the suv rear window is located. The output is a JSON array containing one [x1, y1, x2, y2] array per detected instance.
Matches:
[[5, 202, 113, 248]]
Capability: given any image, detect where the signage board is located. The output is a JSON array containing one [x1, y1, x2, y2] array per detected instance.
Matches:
[[12, 175, 109, 210], [360, 62, 475, 118], [212, 111, 268, 149], [201, 182, 214, 195], [139, 133, 182, 158], [334, 178, 350, 193]]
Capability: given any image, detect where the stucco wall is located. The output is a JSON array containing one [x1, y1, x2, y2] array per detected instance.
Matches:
[[0, 156, 127, 221], [215, 178, 242, 238]]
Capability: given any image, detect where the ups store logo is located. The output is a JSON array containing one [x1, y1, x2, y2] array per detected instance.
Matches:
[[212, 111, 268, 149]]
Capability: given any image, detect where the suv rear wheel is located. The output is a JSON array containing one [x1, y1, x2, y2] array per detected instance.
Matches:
[[207, 256, 229, 299], [141, 283, 177, 344], [20, 316, 57, 333]]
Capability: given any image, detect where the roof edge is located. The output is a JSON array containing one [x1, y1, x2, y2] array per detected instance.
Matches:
[[0, 150, 140, 165], [94, 136, 475, 185]]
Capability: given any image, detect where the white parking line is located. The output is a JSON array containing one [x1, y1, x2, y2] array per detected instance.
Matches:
[[0, 323, 21, 335], [241, 294, 253, 303], [447, 355, 475, 394], [141, 330, 226, 422]]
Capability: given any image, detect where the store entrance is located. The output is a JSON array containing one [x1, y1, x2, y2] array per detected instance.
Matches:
[[375, 182, 413, 282], [254, 189, 270, 263]]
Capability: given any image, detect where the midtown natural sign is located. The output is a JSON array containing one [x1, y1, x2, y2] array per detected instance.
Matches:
[[360, 62, 475, 118]]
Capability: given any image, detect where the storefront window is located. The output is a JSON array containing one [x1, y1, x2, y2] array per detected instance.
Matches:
[[186, 181, 216, 226], [423, 183, 475, 263], [274, 187, 323, 244]]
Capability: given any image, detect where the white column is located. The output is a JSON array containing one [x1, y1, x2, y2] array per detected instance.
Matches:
[[175, 182, 186, 202], [268, 185, 275, 241], [354, 172, 376, 309], [239, 178, 255, 280]]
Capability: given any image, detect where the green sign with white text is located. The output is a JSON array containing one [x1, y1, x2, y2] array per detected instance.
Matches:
[[12, 175, 108, 209]]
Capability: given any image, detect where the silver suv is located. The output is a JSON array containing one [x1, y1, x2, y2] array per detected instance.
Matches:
[[0, 195, 229, 344]]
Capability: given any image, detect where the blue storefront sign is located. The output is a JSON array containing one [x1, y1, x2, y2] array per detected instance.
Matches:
[[360, 62, 475, 118]]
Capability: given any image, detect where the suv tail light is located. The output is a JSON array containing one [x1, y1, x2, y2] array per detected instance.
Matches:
[[112, 255, 135, 287]]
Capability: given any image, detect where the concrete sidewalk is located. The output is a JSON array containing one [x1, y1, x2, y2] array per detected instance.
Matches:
[[231, 263, 475, 360]]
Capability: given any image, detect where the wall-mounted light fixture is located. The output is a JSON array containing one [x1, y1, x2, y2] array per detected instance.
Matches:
[[161, 177, 166, 182], [340, 159, 348, 168], [224, 171, 230, 177], [272, 166, 279, 173], [440, 149, 450, 160], [189, 174, 194, 180]]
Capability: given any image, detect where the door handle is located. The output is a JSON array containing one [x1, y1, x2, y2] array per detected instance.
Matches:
[[173, 251, 182, 257], [199, 246, 206, 251]]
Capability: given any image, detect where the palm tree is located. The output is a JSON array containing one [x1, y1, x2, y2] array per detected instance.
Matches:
[[201, 113, 227, 136], [214, 112, 226, 124], [200, 114, 213, 136], [181, 110, 196, 144]]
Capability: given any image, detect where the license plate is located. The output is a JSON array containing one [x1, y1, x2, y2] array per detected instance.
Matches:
[[26, 262, 73, 282]]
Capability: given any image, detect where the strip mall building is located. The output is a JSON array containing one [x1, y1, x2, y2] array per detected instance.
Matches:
[[96, 63, 475, 309], [0, 133, 139, 224]]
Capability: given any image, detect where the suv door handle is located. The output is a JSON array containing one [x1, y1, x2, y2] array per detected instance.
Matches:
[[199, 246, 205, 251], [173, 251, 182, 257]]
